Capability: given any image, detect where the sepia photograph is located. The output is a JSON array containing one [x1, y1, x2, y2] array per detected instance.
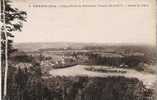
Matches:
[[1, 0, 157, 100]]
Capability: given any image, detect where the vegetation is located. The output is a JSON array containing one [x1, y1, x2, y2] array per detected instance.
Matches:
[[6, 69, 154, 100], [86, 52, 148, 71], [1, 0, 27, 59], [1, 0, 27, 98], [85, 67, 127, 73], [3, 51, 155, 100]]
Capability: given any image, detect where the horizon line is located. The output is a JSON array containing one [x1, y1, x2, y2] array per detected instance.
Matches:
[[14, 41, 156, 46]]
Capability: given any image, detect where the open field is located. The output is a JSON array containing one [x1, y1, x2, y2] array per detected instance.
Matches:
[[49, 65, 157, 89]]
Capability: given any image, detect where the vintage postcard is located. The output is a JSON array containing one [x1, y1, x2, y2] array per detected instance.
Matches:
[[1, 0, 157, 100]]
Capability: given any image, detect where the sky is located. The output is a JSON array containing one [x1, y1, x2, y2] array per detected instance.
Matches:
[[12, 0, 156, 45]]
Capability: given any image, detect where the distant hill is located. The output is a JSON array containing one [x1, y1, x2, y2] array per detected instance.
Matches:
[[14, 42, 98, 52], [14, 42, 156, 53]]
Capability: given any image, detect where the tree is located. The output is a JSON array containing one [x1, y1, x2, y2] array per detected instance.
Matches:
[[1, 0, 27, 98]]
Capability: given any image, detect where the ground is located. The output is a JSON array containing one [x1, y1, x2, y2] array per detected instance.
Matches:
[[49, 65, 157, 89]]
